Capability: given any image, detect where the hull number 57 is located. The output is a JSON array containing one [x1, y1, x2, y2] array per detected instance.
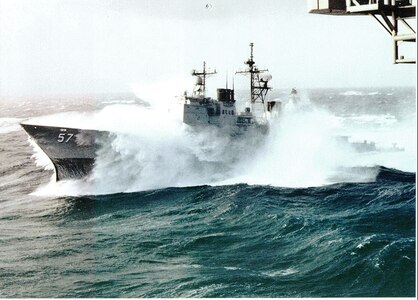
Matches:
[[57, 133, 74, 143]]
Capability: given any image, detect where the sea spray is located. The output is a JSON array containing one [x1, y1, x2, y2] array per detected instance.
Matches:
[[223, 94, 366, 187], [28, 91, 414, 196], [335, 110, 416, 172], [30, 103, 251, 195], [27, 136, 54, 171], [4, 89, 414, 298]]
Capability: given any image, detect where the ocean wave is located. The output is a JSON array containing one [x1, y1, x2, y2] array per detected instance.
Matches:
[[339, 91, 380, 96], [375, 166, 416, 183], [100, 100, 137, 105], [1, 88, 416, 298], [261, 268, 298, 277], [8, 164, 415, 297], [27, 98, 416, 196], [339, 90, 381, 96], [339, 90, 365, 96], [343, 113, 397, 125]]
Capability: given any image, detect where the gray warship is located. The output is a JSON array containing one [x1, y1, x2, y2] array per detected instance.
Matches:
[[20, 124, 105, 180], [182, 43, 277, 135], [21, 43, 278, 181]]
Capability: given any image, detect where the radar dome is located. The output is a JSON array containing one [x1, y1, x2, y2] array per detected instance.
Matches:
[[196, 77, 203, 85], [261, 74, 272, 81]]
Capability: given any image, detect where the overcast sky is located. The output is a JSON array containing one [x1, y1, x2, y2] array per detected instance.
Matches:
[[0, 0, 416, 96]]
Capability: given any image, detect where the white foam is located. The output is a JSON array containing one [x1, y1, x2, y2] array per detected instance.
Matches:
[[27, 91, 415, 196], [26, 136, 55, 170], [222, 100, 352, 188], [261, 268, 298, 277], [339, 90, 364, 96]]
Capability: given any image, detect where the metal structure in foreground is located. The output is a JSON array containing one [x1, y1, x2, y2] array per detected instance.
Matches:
[[308, 0, 416, 64]]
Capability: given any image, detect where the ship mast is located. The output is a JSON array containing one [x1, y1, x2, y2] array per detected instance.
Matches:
[[236, 43, 272, 112], [191, 61, 217, 98]]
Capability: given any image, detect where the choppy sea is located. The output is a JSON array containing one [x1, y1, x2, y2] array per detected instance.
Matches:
[[0, 87, 416, 297]]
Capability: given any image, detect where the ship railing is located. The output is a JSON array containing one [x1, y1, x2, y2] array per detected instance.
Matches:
[[346, 0, 416, 12]]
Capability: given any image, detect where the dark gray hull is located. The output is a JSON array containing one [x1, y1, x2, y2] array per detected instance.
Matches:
[[21, 124, 108, 181]]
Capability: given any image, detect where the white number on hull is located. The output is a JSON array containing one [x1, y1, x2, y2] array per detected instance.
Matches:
[[57, 133, 74, 143]]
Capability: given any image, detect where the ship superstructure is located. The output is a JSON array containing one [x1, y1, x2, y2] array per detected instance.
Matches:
[[236, 42, 273, 114], [183, 43, 275, 135]]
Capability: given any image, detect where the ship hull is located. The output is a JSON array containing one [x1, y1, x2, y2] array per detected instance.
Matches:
[[21, 124, 107, 181]]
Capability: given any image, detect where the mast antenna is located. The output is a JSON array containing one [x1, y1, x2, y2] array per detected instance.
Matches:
[[191, 61, 217, 97], [235, 43, 272, 112], [226, 70, 228, 89]]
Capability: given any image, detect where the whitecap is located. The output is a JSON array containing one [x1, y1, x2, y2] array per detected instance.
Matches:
[[339, 91, 364, 96], [261, 268, 298, 277]]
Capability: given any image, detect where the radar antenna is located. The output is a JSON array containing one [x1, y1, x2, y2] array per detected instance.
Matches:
[[191, 61, 217, 98]]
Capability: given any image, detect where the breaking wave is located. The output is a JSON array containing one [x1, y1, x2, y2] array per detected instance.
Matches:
[[339, 90, 381, 96], [28, 91, 416, 196], [339, 90, 365, 96]]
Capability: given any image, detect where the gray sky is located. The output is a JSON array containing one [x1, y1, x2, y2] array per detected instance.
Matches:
[[0, 0, 416, 96]]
